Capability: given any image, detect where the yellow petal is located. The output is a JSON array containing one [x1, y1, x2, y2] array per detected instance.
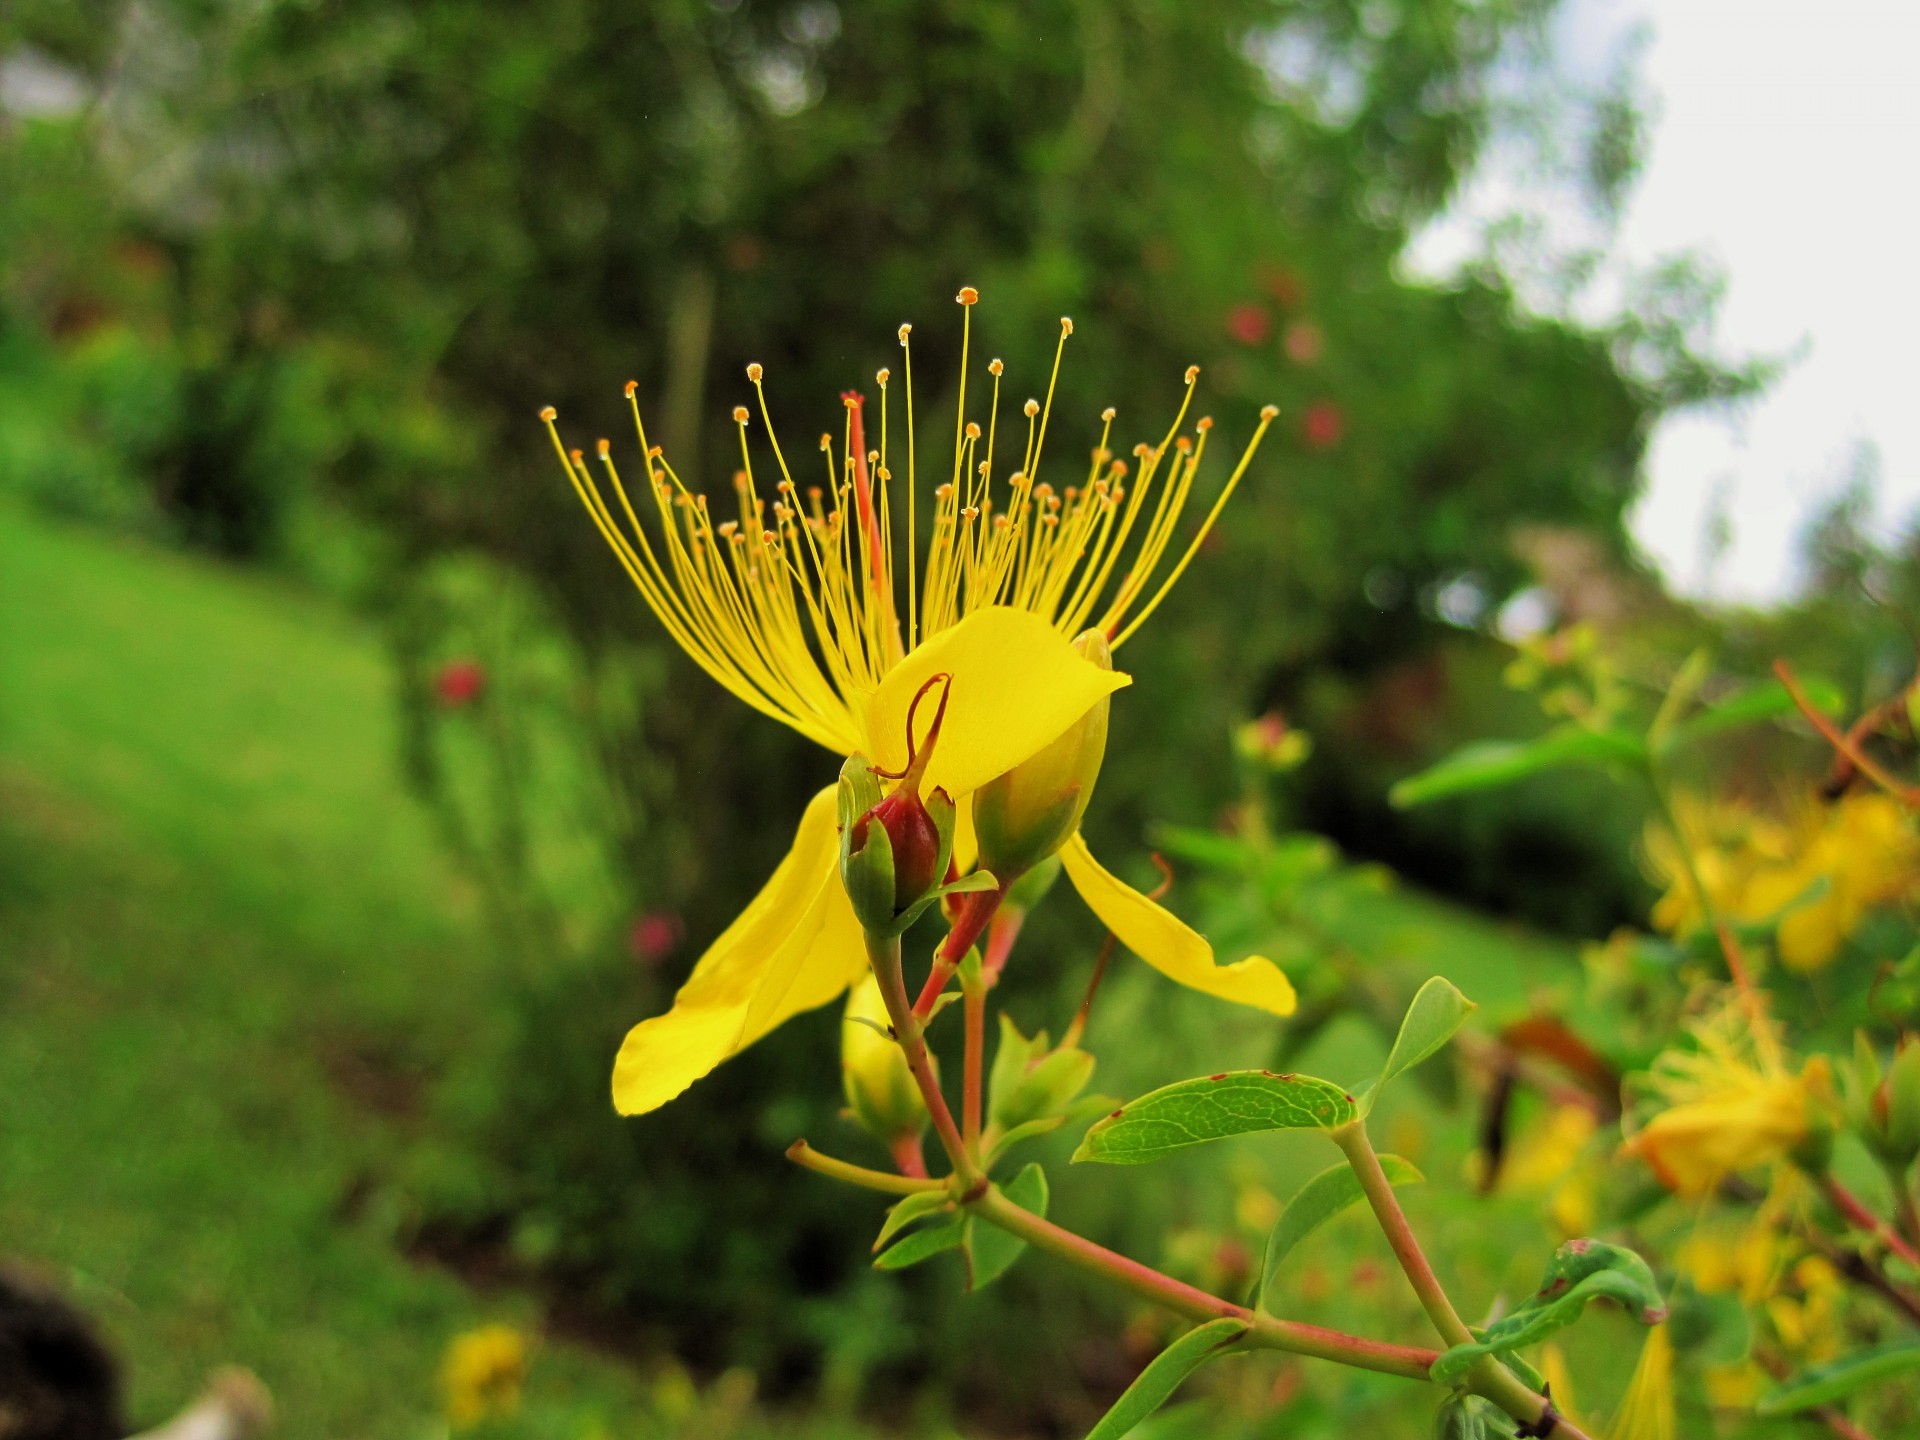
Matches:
[[1060, 831, 1296, 1015], [866, 607, 1130, 798], [612, 786, 863, 1114]]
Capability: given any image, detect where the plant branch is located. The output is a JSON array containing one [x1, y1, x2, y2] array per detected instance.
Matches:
[[785, 1140, 942, 1196], [1824, 1174, 1920, 1273], [962, 973, 986, 1157], [965, 1184, 1440, 1382], [1776, 659, 1920, 807], [868, 931, 979, 1183]]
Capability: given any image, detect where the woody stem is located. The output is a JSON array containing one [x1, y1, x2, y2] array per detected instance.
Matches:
[[867, 931, 980, 1185]]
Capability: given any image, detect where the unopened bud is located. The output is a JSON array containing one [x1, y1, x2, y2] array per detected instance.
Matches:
[[836, 676, 960, 936], [972, 629, 1111, 880], [842, 975, 929, 1143], [987, 1013, 1095, 1134]]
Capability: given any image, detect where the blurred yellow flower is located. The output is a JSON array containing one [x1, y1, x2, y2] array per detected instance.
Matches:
[[1767, 1256, 1846, 1363], [545, 301, 1294, 1115], [1621, 994, 1828, 1197], [1703, 1361, 1765, 1409], [1649, 792, 1918, 970], [442, 1325, 527, 1429], [1677, 1222, 1784, 1306], [1603, 1325, 1674, 1440]]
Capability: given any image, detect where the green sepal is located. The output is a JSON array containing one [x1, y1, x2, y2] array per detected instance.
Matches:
[[837, 754, 897, 934], [873, 1213, 964, 1270], [887, 867, 998, 938], [872, 1189, 953, 1251]]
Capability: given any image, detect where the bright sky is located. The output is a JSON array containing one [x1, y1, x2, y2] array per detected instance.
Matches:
[[1411, 0, 1920, 605]]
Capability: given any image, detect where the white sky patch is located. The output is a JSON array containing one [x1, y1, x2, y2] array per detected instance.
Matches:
[[1407, 0, 1920, 604]]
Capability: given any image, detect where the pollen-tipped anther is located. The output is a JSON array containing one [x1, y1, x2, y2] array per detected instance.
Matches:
[[957, 286, 979, 305], [732, 405, 750, 424], [623, 380, 638, 398], [539, 405, 558, 422], [1060, 317, 1074, 335], [964, 422, 981, 441], [1184, 365, 1201, 384], [1101, 406, 1116, 422], [746, 363, 763, 382], [596, 438, 611, 457], [876, 367, 890, 386], [1023, 398, 1040, 418], [988, 358, 1004, 376], [898, 323, 912, 343], [1260, 403, 1280, 421], [1197, 417, 1214, 432]]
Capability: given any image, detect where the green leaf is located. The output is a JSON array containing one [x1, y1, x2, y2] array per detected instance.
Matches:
[[1430, 1239, 1666, 1384], [1083, 1318, 1249, 1440], [1757, 1342, 1920, 1415], [1256, 1156, 1422, 1306], [1666, 675, 1847, 751], [1361, 977, 1474, 1113], [964, 1162, 1047, 1290], [1073, 1072, 1356, 1165], [1432, 1394, 1518, 1440], [873, 1189, 953, 1251], [1389, 728, 1645, 808], [873, 1214, 964, 1270]]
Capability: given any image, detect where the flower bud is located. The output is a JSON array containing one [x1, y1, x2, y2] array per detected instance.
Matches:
[[972, 629, 1112, 879], [837, 675, 960, 937], [841, 975, 929, 1143]]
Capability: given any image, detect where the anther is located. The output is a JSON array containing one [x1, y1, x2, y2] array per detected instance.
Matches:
[[935, 483, 954, 500], [898, 323, 912, 343], [956, 286, 979, 306], [718, 520, 739, 537], [962, 506, 979, 521], [1176, 436, 1192, 453], [647, 445, 663, 459], [819, 434, 832, 451], [978, 460, 990, 476], [807, 485, 823, 500], [1033, 483, 1054, 498], [1060, 317, 1074, 334], [1100, 406, 1116, 422], [988, 358, 1003, 376], [1023, 399, 1040, 418], [734, 471, 751, 490], [568, 448, 584, 464], [1184, 364, 1201, 384], [538, 405, 558, 422], [876, 367, 890, 386], [733, 405, 750, 424], [596, 438, 611, 457], [746, 362, 763, 382], [964, 422, 981, 440], [1111, 460, 1129, 479], [624, 380, 638, 398], [1260, 403, 1280, 420], [1197, 416, 1214, 431], [1134, 442, 1152, 457]]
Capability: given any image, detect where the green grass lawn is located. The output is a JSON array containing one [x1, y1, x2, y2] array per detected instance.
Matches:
[[0, 505, 867, 1439]]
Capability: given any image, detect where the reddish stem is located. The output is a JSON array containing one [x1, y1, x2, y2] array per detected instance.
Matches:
[[1826, 1175, 1920, 1272], [1776, 659, 1920, 807], [963, 980, 986, 1156], [914, 885, 1006, 1016], [981, 905, 1025, 983], [890, 1133, 928, 1179], [968, 1185, 1442, 1383]]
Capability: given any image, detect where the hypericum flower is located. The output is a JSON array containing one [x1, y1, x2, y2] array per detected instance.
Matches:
[[441, 1324, 527, 1428], [1648, 791, 1918, 970], [1621, 991, 1829, 1197], [544, 291, 1295, 1115]]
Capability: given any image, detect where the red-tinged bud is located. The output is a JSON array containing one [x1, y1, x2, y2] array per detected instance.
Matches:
[[839, 675, 962, 937]]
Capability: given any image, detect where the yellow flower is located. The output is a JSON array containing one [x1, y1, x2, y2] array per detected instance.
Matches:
[[1648, 792, 1918, 970], [1621, 993, 1825, 1197], [1603, 1325, 1674, 1440], [1767, 1256, 1846, 1363], [544, 294, 1294, 1115], [1677, 1221, 1785, 1306], [442, 1325, 527, 1428]]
